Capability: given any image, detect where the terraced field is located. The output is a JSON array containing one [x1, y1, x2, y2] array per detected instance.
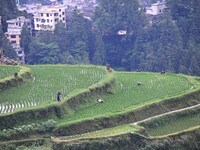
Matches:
[[59, 72, 192, 124], [0, 65, 106, 113], [55, 124, 140, 142], [0, 65, 200, 149], [0, 66, 19, 79], [147, 114, 200, 136]]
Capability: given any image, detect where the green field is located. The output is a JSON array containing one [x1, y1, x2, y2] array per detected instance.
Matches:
[[147, 113, 200, 136], [55, 124, 140, 142], [0, 65, 198, 138], [58, 72, 192, 124], [0, 65, 106, 113], [0, 66, 19, 80]]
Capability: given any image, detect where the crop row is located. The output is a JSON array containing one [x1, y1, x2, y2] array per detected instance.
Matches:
[[0, 65, 106, 113], [59, 72, 192, 124]]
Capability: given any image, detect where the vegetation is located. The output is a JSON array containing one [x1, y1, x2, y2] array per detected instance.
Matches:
[[0, 66, 19, 79], [56, 124, 140, 141], [139, 106, 200, 137], [58, 72, 192, 124], [0, 65, 106, 104]]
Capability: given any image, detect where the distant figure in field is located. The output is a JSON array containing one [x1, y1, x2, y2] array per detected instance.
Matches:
[[97, 99, 104, 103], [57, 91, 62, 101], [161, 70, 166, 74], [106, 64, 112, 72], [136, 81, 142, 86]]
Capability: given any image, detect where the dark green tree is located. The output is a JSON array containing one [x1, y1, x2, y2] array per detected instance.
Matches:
[[92, 31, 106, 65], [27, 38, 59, 64], [0, 25, 17, 59], [65, 8, 92, 64], [129, 14, 183, 72], [20, 24, 32, 54], [93, 0, 147, 67]]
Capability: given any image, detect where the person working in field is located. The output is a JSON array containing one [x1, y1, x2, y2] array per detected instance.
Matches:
[[56, 91, 62, 101]]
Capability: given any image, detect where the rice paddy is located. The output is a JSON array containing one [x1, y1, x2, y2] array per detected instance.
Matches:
[[0, 66, 19, 79], [0, 65, 106, 113], [147, 113, 200, 136], [58, 72, 192, 124]]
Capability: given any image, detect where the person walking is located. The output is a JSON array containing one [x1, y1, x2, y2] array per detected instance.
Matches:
[[56, 91, 62, 101]]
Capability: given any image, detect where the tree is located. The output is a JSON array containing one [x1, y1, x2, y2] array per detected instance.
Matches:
[[0, 25, 17, 59], [129, 14, 183, 72], [65, 8, 92, 64], [27, 38, 59, 64], [93, 0, 147, 67], [20, 24, 32, 54], [54, 22, 68, 52], [92, 31, 106, 65]]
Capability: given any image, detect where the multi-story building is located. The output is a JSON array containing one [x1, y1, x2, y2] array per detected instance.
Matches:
[[146, 1, 167, 16], [5, 16, 31, 64], [33, 5, 66, 31]]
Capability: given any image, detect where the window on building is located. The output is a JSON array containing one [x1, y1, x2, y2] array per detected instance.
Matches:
[[37, 24, 39, 28], [54, 13, 58, 16], [41, 13, 43, 17], [16, 23, 18, 25], [18, 51, 23, 54], [63, 17, 65, 21], [47, 19, 49, 22], [47, 13, 49, 17], [11, 41, 16, 44], [62, 12, 65, 15], [59, 15, 61, 17], [55, 18, 59, 22], [59, 9, 61, 12], [19, 23, 21, 27], [11, 35, 16, 38]]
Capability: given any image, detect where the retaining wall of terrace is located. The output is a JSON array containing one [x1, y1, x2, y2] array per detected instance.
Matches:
[[54, 86, 200, 137], [52, 127, 200, 150]]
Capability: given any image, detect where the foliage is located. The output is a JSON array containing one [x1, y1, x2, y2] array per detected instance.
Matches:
[[128, 14, 183, 73], [93, 0, 147, 67], [0, 120, 56, 140], [0, 25, 17, 59], [0, 0, 26, 32]]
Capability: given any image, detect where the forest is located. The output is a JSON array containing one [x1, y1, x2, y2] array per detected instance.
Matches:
[[1, 0, 200, 76]]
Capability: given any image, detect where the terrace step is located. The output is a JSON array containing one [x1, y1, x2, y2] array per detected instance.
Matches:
[[0, 101, 40, 114]]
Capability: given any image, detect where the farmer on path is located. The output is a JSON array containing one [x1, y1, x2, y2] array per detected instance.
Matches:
[[57, 91, 62, 101]]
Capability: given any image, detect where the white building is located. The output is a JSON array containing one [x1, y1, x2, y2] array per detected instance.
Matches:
[[146, 1, 167, 16], [5, 16, 31, 64], [33, 5, 66, 31]]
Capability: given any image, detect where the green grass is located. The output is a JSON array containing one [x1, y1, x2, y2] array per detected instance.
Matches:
[[0, 65, 106, 104], [58, 72, 192, 124], [147, 114, 200, 136], [56, 124, 139, 141], [0, 66, 19, 79]]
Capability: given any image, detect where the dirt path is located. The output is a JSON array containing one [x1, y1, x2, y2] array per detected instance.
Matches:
[[133, 103, 200, 125]]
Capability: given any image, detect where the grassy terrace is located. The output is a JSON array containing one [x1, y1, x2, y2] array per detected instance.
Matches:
[[0, 66, 19, 80], [55, 124, 140, 142], [0, 65, 106, 104], [148, 114, 200, 136], [58, 72, 192, 124]]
